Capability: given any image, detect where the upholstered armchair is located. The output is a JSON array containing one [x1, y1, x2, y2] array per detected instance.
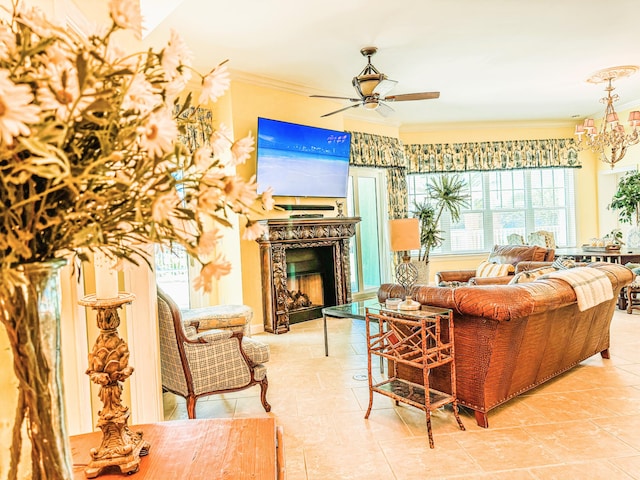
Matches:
[[157, 288, 271, 418], [528, 230, 557, 249], [435, 244, 556, 285]]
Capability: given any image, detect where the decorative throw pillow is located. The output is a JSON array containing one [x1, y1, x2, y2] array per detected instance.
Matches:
[[509, 266, 557, 284], [552, 256, 576, 270], [476, 261, 514, 278], [438, 280, 468, 288]]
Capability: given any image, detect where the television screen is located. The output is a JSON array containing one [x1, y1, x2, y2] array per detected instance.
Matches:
[[256, 117, 351, 198]]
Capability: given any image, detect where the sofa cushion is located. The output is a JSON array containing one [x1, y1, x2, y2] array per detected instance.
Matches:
[[476, 261, 515, 278], [509, 266, 557, 284]]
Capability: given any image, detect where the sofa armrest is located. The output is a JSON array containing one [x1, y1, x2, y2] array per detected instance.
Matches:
[[435, 269, 477, 284], [469, 275, 513, 285], [378, 283, 408, 302]]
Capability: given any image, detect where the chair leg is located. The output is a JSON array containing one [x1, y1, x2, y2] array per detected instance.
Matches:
[[187, 395, 197, 419], [260, 377, 271, 412]]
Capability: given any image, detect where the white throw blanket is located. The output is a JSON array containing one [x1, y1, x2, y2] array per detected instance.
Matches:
[[541, 268, 613, 311]]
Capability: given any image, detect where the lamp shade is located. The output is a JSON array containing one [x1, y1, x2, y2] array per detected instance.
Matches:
[[389, 218, 421, 252]]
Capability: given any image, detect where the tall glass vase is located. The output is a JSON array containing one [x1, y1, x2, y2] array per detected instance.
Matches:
[[0, 259, 73, 480]]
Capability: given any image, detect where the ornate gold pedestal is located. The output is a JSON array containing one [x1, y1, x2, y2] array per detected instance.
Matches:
[[79, 293, 151, 478]]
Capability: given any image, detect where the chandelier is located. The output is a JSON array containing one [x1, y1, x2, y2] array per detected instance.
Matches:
[[575, 66, 640, 168]]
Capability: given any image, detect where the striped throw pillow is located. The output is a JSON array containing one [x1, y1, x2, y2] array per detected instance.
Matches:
[[552, 257, 576, 270], [476, 261, 514, 278], [509, 266, 557, 284]]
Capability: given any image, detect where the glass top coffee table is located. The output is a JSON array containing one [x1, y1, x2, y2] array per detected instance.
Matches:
[[321, 298, 383, 357]]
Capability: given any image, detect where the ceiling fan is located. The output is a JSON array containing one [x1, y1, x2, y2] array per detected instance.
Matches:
[[311, 46, 440, 118]]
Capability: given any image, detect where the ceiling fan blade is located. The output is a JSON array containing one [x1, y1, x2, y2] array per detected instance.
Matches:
[[321, 103, 361, 118], [383, 91, 440, 102], [373, 78, 398, 97], [376, 102, 395, 117], [311, 94, 361, 102]]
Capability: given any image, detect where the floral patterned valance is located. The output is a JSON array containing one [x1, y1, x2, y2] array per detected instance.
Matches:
[[348, 131, 406, 168], [176, 106, 213, 153], [404, 138, 580, 173]]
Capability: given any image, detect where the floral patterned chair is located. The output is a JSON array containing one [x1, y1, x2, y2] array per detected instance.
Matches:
[[157, 288, 270, 418], [528, 230, 556, 249]]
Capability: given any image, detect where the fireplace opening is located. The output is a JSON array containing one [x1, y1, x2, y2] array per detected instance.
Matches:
[[285, 246, 336, 324]]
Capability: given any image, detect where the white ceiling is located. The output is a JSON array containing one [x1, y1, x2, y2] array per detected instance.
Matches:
[[142, 0, 640, 128]]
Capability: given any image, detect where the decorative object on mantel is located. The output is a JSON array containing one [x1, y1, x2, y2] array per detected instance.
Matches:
[[0, 2, 271, 478], [608, 171, 640, 248], [336, 200, 345, 217], [575, 65, 640, 168], [78, 293, 150, 478], [389, 218, 421, 291]]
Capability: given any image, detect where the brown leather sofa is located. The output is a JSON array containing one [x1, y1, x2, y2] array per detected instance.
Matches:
[[435, 244, 556, 285], [378, 262, 632, 428]]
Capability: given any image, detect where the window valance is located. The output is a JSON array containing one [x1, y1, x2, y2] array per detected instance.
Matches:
[[348, 131, 406, 168], [347, 131, 408, 219], [176, 106, 213, 153], [404, 138, 580, 173]]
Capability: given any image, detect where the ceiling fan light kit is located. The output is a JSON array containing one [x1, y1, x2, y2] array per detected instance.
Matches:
[[311, 46, 440, 117], [575, 65, 640, 168]]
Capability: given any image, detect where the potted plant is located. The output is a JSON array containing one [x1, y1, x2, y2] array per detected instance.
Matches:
[[609, 171, 640, 247], [411, 175, 470, 278]]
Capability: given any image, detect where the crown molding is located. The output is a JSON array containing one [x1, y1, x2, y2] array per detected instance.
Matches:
[[400, 119, 577, 133], [229, 69, 324, 97]]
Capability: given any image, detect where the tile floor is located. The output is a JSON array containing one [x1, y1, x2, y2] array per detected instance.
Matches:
[[163, 308, 640, 479]]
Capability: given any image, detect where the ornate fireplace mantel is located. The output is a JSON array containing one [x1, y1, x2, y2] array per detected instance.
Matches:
[[256, 217, 360, 333]]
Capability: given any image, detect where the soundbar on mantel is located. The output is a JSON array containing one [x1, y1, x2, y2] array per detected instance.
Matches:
[[275, 204, 335, 211]]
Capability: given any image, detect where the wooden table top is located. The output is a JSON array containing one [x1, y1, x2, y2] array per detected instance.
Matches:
[[70, 418, 279, 479]]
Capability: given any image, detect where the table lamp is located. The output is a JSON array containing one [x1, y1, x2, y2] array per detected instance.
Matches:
[[389, 218, 421, 305]]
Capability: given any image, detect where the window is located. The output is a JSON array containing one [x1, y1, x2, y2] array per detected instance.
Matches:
[[407, 169, 577, 255], [155, 244, 208, 309], [155, 245, 190, 309]]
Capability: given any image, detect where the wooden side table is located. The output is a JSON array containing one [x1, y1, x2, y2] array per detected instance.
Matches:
[[364, 306, 465, 448], [70, 418, 284, 479]]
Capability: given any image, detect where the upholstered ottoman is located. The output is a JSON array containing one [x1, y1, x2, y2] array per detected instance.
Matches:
[[181, 304, 253, 336]]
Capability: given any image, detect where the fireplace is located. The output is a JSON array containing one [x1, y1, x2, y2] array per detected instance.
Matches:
[[285, 246, 336, 324], [257, 217, 360, 333]]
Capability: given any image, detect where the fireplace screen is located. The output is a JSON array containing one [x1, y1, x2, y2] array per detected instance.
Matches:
[[285, 246, 336, 324]]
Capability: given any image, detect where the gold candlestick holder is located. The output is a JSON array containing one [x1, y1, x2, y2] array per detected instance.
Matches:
[[79, 293, 150, 478]]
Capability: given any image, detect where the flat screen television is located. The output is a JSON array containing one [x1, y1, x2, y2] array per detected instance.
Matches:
[[256, 117, 351, 198]]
